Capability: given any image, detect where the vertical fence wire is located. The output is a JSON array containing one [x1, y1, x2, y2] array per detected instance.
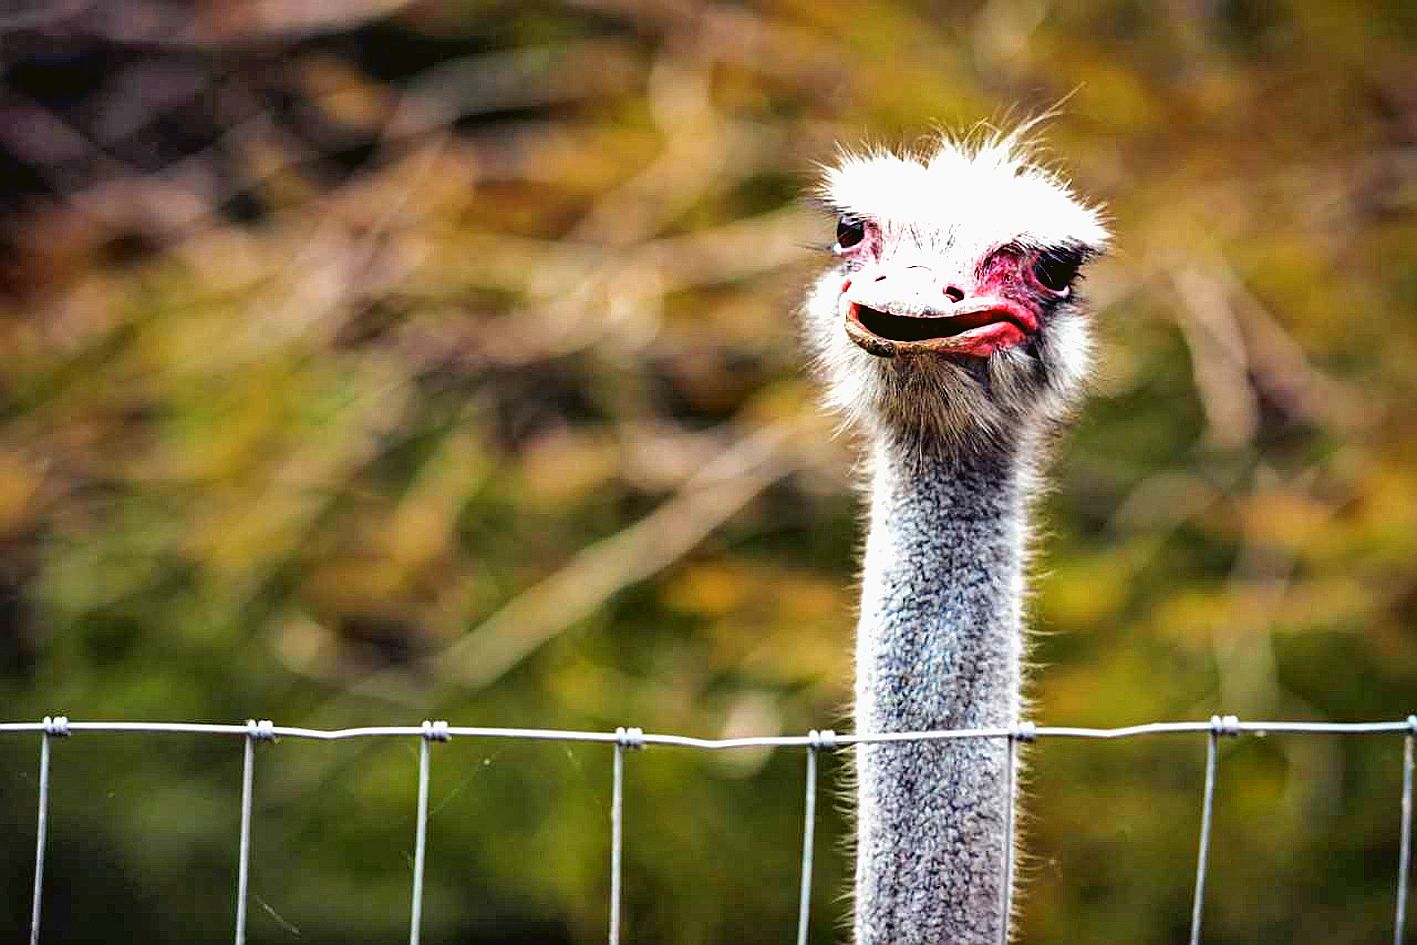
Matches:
[[796, 732, 830, 945], [28, 733, 50, 945], [609, 727, 641, 945], [28, 719, 59, 945], [1187, 725, 1219, 945], [409, 721, 447, 945], [234, 721, 273, 945], [409, 736, 431, 945], [1397, 717, 1416, 945], [609, 741, 624, 945], [234, 729, 255, 945], [999, 722, 1033, 945], [998, 731, 1017, 945], [1188, 716, 1235, 945]]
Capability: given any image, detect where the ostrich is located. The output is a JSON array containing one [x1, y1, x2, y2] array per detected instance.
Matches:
[[801, 130, 1109, 944]]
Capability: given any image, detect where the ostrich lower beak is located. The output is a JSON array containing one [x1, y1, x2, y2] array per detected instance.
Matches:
[[844, 300, 1036, 358]]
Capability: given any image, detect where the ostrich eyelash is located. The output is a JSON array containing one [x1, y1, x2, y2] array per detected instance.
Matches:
[[1032, 241, 1097, 292], [798, 239, 840, 256], [797, 196, 864, 256]]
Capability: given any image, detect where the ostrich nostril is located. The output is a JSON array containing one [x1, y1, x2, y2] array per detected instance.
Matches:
[[874, 274, 887, 282], [944, 285, 965, 303]]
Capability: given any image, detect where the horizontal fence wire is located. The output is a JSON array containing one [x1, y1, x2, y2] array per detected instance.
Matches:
[[7, 715, 1417, 945]]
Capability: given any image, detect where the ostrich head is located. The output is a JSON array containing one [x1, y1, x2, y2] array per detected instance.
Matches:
[[803, 131, 1109, 446]]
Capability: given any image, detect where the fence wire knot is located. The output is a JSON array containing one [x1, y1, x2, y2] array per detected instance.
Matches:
[[421, 720, 451, 743], [808, 729, 837, 751], [615, 726, 645, 750], [246, 719, 276, 742], [42, 716, 69, 738], [1210, 714, 1241, 737], [1014, 721, 1037, 743]]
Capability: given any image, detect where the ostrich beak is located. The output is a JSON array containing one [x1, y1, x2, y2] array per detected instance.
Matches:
[[842, 296, 1038, 358]]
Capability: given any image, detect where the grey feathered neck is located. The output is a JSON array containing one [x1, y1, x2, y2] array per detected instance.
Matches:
[[853, 430, 1030, 945]]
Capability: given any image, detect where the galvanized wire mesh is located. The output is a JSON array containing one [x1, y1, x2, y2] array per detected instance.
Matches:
[[6, 714, 1416, 945]]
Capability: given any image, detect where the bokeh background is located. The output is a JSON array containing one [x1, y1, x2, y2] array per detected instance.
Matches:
[[0, 1, 1414, 942]]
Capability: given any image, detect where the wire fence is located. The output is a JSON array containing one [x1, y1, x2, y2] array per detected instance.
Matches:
[[5, 715, 1416, 945]]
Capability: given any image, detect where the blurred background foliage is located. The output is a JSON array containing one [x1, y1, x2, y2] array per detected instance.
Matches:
[[0, 0, 1413, 942]]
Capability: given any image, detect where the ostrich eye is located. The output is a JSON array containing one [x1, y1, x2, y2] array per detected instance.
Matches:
[[1031, 248, 1082, 293], [835, 215, 866, 250]]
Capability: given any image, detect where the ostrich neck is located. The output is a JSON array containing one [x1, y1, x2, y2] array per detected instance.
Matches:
[[854, 431, 1030, 945]]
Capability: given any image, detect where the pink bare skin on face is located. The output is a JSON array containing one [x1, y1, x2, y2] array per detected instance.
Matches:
[[832, 217, 1077, 359]]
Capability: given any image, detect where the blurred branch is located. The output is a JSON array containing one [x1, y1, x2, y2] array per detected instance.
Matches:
[[0, 1, 93, 31], [1170, 267, 1259, 449], [436, 206, 812, 366], [565, 55, 725, 247], [444, 206, 812, 297], [336, 419, 804, 706], [395, 41, 642, 140], [441, 421, 799, 689], [8, 0, 419, 46], [567, 0, 843, 94], [1168, 248, 1368, 447], [1204, 255, 1368, 433]]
